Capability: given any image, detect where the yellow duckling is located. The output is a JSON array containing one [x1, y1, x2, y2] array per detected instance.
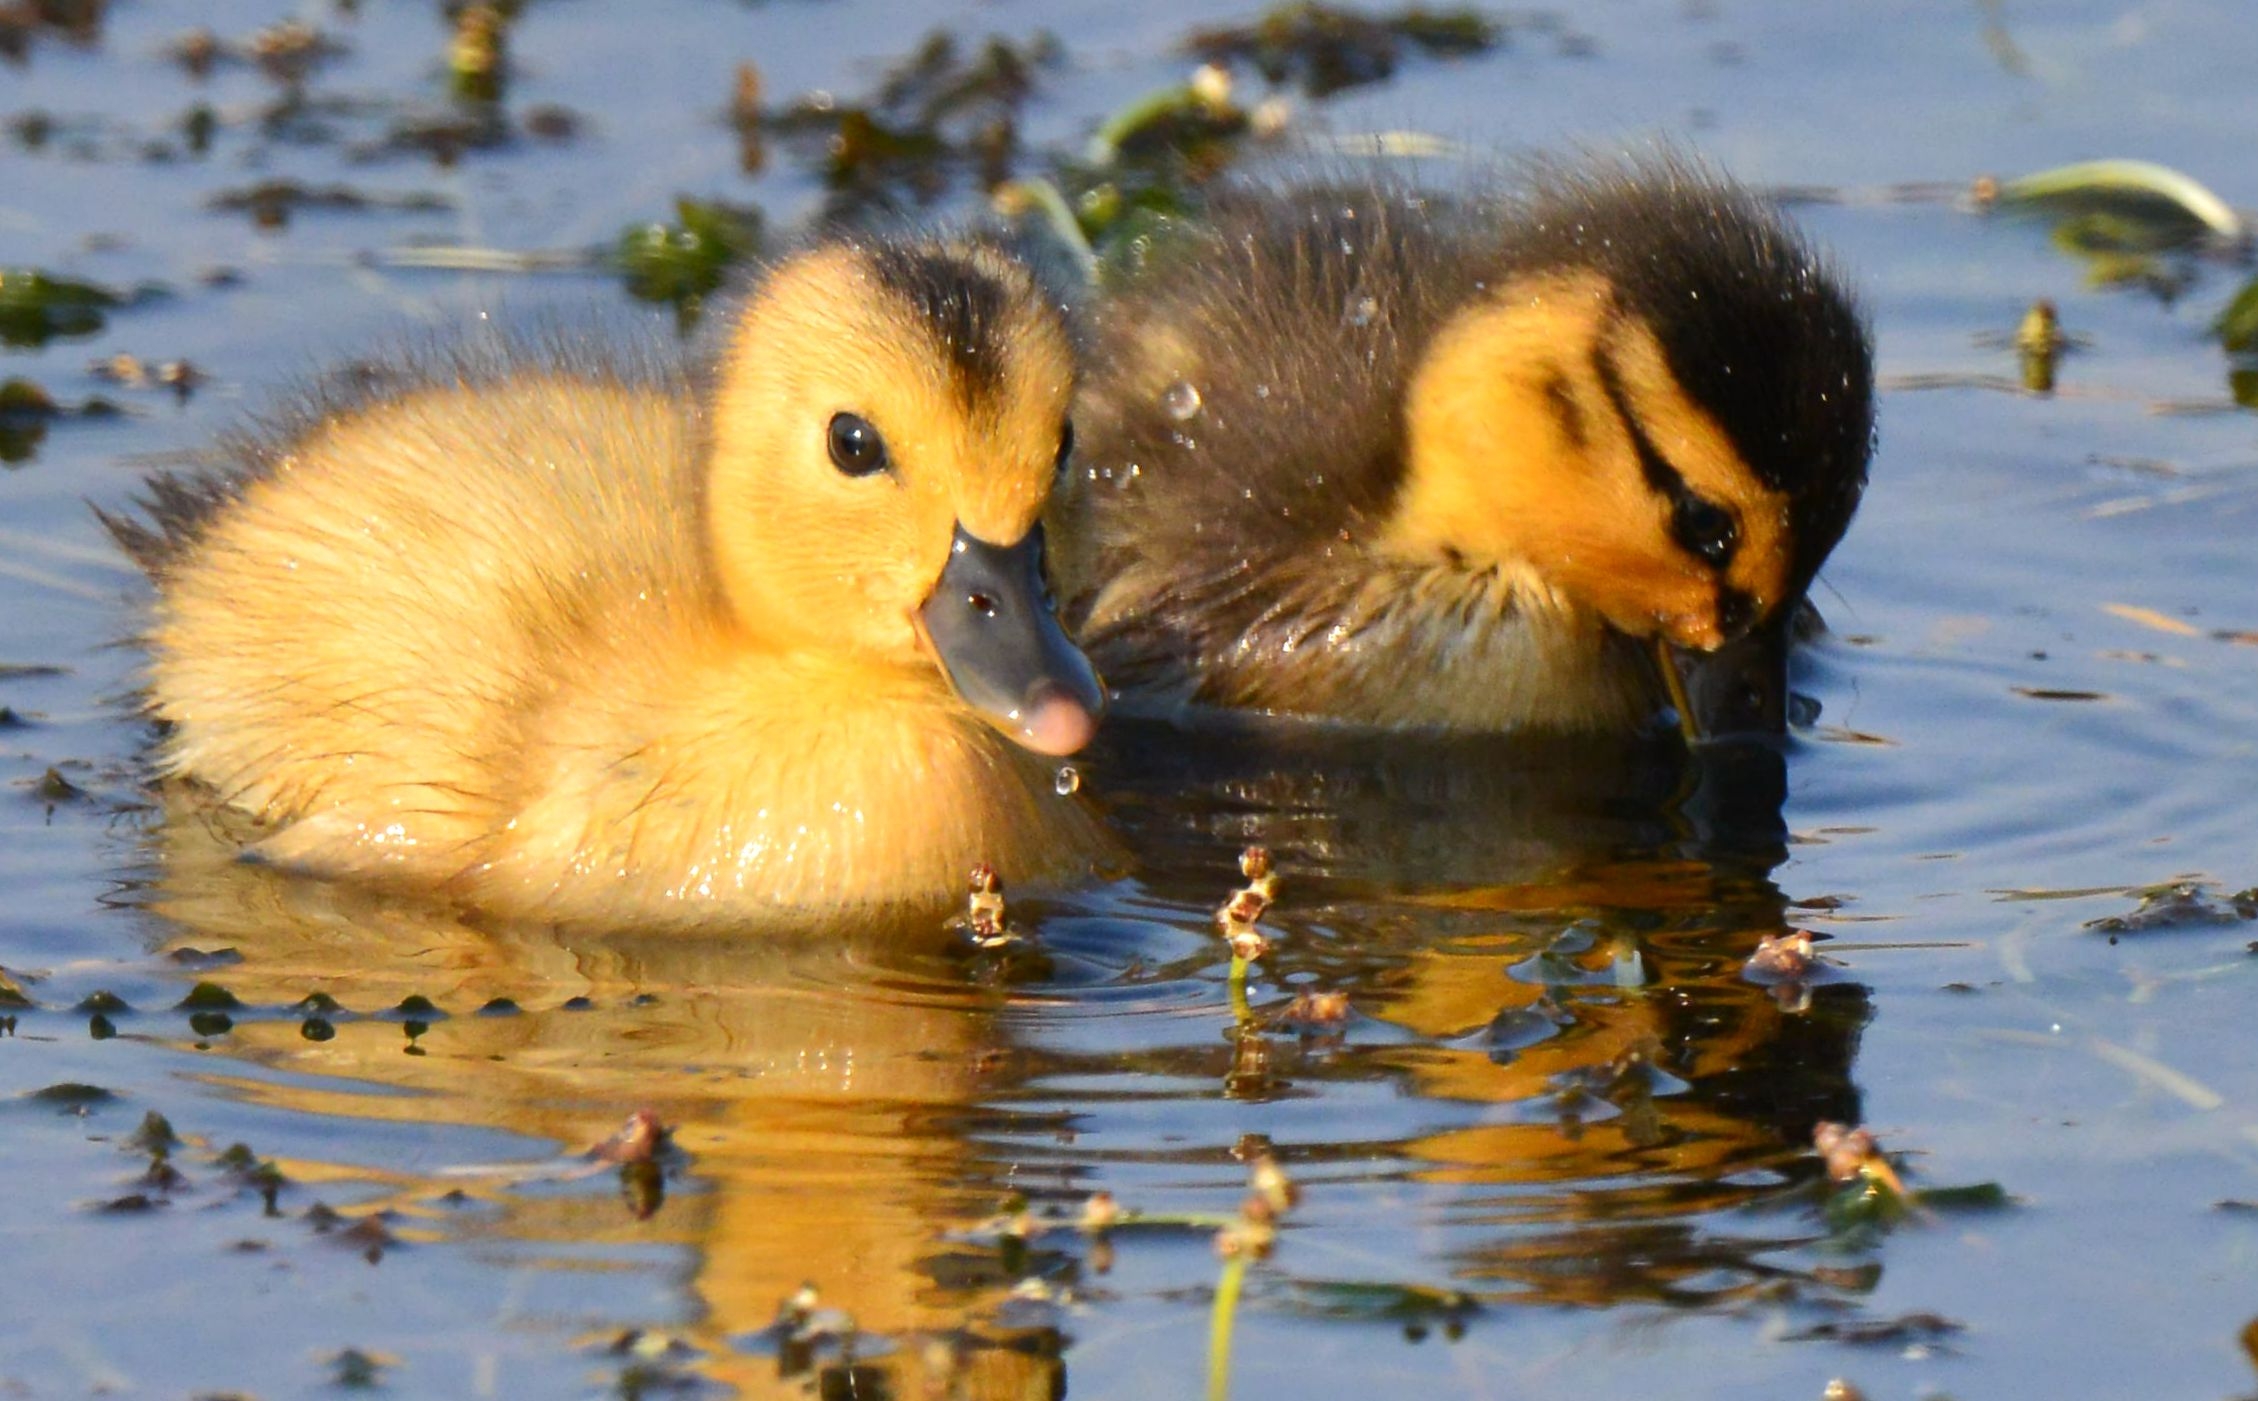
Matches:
[[1054, 156, 1875, 737], [109, 239, 1110, 927]]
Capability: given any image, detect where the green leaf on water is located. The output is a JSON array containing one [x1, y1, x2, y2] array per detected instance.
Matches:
[[1823, 1175, 1911, 1234], [1913, 1181, 2013, 1212], [0, 269, 120, 348], [1995, 158, 2245, 248], [2213, 276, 2258, 353]]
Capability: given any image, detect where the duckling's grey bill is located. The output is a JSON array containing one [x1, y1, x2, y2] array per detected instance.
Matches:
[[922, 522, 1104, 757], [1668, 609, 1791, 739]]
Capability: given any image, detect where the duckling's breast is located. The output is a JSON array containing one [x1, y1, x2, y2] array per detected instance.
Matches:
[[471, 648, 1110, 925]]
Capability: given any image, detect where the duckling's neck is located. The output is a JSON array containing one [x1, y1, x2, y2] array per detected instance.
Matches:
[[475, 634, 1106, 924]]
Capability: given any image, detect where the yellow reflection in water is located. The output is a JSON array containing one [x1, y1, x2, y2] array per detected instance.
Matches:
[[145, 797, 1054, 1397]]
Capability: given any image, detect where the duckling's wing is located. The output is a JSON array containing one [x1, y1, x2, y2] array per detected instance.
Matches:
[[129, 339, 709, 883]]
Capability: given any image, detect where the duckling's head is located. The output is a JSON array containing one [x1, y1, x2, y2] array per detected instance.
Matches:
[[1386, 162, 1874, 734], [704, 240, 1101, 756]]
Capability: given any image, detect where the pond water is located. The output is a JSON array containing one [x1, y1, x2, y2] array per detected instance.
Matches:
[[5, 2, 2258, 1398]]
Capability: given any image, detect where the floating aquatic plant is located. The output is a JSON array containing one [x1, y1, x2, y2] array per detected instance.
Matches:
[[614, 197, 764, 330], [0, 270, 120, 348], [1186, 2, 1499, 99]]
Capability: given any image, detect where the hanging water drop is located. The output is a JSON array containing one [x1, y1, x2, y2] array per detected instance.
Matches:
[[1054, 765, 1081, 796], [1161, 380, 1203, 421]]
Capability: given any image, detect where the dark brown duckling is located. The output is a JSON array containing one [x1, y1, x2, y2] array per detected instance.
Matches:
[[1053, 155, 1874, 737]]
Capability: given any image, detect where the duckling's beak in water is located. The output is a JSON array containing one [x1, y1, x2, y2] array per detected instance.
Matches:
[[920, 523, 1105, 757], [1660, 611, 1791, 741]]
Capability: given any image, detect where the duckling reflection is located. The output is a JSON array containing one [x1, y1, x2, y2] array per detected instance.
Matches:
[[1077, 720, 1874, 1309], [139, 723, 1871, 1390], [1368, 875, 1872, 1308], [140, 796, 1067, 1398]]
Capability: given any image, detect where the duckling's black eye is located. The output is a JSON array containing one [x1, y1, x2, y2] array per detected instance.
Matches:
[[827, 413, 888, 477], [1054, 421, 1075, 477], [1671, 495, 1738, 567]]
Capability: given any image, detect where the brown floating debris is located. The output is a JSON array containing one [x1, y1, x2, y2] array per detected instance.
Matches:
[[128, 1110, 181, 1156], [588, 1108, 668, 1166], [1078, 1190, 1122, 1232], [1246, 1149, 1299, 1216], [1814, 1120, 1907, 1196], [2085, 880, 2257, 934], [1275, 987, 1351, 1030], [88, 352, 204, 398], [208, 180, 452, 229], [169, 26, 220, 79], [1186, 2, 1500, 100], [1790, 1311, 1963, 1346], [966, 862, 1005, 936], [1216, 1147, 1297, 1259], [449, 3, 508, 103], [2015, 297, 2065, 357], [248, 20, 343, 86], [2016, 297, 2065, 393], [947, 861, 1025, 950], [521, 104, 580, 141], [731, 61, 764, 126], [324, 1348, 393, 1388], [1745, 928, 1818, 982], [1216, 1190, 1278, 1258], [730, 61, 767, 172]]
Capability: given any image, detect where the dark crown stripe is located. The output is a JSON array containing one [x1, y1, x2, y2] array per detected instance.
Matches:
[[865, 245, 1012, 411]]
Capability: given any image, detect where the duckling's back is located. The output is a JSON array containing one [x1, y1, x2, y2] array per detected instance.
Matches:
[[121, 357, 710, 882]]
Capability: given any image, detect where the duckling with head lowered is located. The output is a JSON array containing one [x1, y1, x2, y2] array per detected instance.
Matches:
[[1054, 156, 1874, 737], [109, 239, 1109, 927]]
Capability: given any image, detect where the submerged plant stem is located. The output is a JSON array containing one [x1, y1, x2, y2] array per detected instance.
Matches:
[[1207, 1251, 1249, 1401], [1653, 638, 1702, 745]]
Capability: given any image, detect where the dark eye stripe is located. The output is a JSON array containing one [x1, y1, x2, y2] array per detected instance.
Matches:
[[1540, 366, 1588, 450], [1591, 341, 1739, 569]]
